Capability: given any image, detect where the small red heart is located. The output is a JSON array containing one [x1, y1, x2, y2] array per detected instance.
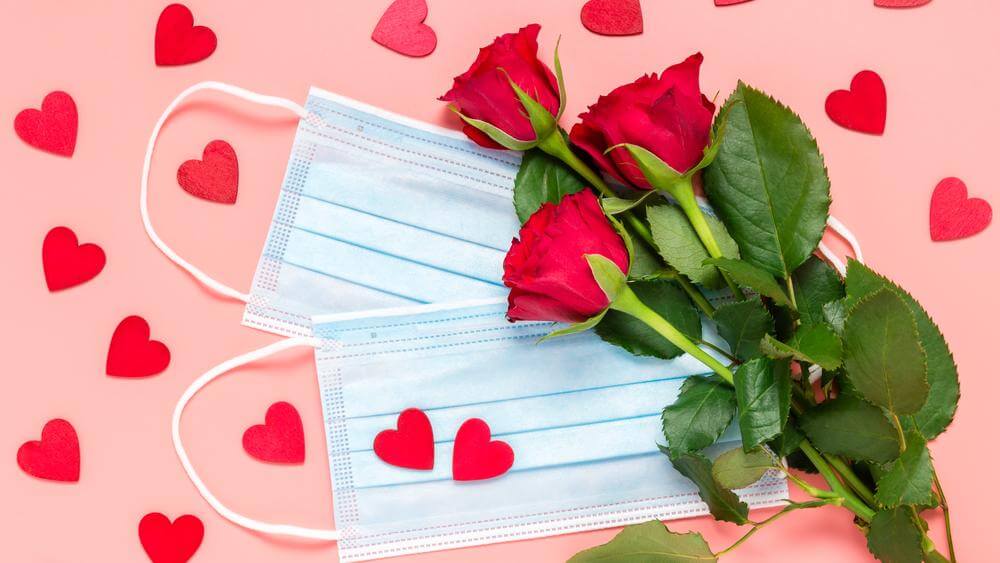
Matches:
[[177, 140, 238, 204], [716, 0, 753, 5], [930, 177, 992, 241], [374, 408, 434, 470], [371, 0, 437, 57], [243, 402, 305, 464], [581, 0, 643, 36], [452, 418, 514, 481], [17, 419, 80, 482], [14, 91, 78, 157], [155, 4, 217, 66], [42, 226, 106, 291], [875, 0, 932, 7], [139, 513, 204, 563], [107, 316, 171, 378], [825, 70, 887, 135]]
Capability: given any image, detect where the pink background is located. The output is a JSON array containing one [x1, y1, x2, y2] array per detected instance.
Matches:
[[2, 1, 995, 561]]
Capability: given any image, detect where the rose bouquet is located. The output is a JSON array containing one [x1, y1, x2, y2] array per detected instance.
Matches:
[[441, 25, 958, 563]]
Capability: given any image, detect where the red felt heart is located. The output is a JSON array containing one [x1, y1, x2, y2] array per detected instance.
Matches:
[[14, 91, 78, 157], [177, 140, 238, 204], [374, 408, 434, 470], [243, 402, 305, 464], [715, 0, 753, 5], [875, 0, 932, 7], [581, 0, 643, 36], [106, 316, 171, 378], [155, 4, 217, 66], [930, 177, 992, 241], [371, 0, 437, 57], [825, 70, 887, 135], [139, 513, 204, 563], [452, 418, 514, 481], [17, 419, 80, 482], [42, 226, 106, 291]]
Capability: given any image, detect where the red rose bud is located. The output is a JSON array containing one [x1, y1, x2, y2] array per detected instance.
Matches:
[[440, 24, 561, 148], [503, 190, 630, 323], [569, 53, 715, 189]]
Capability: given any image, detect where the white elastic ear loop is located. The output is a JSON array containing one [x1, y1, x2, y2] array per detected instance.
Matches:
[[810, 216, 865, 383], [172, 336, 340, 541], [141, 81, 311, 302]]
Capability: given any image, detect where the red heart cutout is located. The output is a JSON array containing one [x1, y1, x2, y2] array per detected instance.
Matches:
[[14, 91, 78, 157], [155, 4, 217, 66], [581, 0, 643, 36], [42, 226, 106, 291], [177, 140, 238, 204], [106, 316, 171, 378], [371, 0, 437, 57], [875, 0, 931, 7], [139, 513, 204, 563], [374, 408, 434, 470], [452, 418, 514, 481], [930, 177, 992, 241], [825, 70, 887, 135], [243, 402, 305, 464], [17, 419, 80, 482], [716, 0, 753, 5]]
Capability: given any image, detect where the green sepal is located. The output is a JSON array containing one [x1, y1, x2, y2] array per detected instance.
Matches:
[[609, 143, 685, 197], [449, 106, 537, 151], [601, 190, 659, 215], [537, 309, 608, 343], [553, 37, 567, 121], [502, 69, 558, 141]]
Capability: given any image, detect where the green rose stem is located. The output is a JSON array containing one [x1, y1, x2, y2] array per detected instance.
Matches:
[[670, 177, 745, 299]]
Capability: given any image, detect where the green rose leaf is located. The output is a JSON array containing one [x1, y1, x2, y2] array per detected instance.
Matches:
[[844, 260, 959, 439], [822, 298, 847, 335], [713, 300, 775, 361], [661, 376, 737, 456], [512, 149, 586, 223], [843, 289, 929, 415], [734, 357, 791, 450], [875, 431, 934, 509], [867, 508, 924, 563], [648, 204, 740, 289], [792, 256, 845, 326], [704, 258, 792, 308], [712, 446, 774, 489], [760, 324, 843, 371], [667, 451, 750, 525], [567, 520, 717, 563], [799, 394, 901, 463], [596, 280, 702, 359], [702, 82, 831, 279], [768, 421, 805, 458]]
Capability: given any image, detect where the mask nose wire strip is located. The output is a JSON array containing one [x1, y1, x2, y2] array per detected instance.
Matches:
[[172, 336, 341, 541], [140, 81, 311, 303], [810, 216, 865, 383]]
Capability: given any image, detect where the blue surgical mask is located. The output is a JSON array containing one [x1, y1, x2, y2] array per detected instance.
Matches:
[[141, 82, 520, 337], [172, 299, 787, 561]]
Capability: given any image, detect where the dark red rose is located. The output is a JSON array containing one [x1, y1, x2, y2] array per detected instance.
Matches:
[[569, 53, 715, 188], [440, 24, 560, 148], [503, 190, 630, 323]]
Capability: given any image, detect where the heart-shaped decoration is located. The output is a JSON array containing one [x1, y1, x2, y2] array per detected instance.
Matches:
[[581, 0, 643, 36], [42, 226, 106, 291], [875, 0, 932, 7], [177, 140, 238, 204], [825, 70, 887, 135], [14, 91, 78, 157], [155, 4, 217, 66], [374, 408, 434, 470], [930, 177, 992, 241], [716, 0, 753, 5], [243, 402, 305, 464], [371, 0, 437, 57], [452, 418, 514, 481], [17, 419, 80, 482], [139, 513, 204, 563], [106, 316, 171, 378]]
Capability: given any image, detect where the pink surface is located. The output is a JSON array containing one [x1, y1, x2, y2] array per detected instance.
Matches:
[[2, 1, 995, 561]]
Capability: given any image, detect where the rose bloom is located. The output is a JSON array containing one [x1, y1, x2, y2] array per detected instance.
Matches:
[[440, 24, 560, 148], [503, 190, 630, 323], [569, 53, 715, 189]]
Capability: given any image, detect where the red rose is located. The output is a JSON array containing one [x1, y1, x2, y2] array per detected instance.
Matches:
[[503, 190, 630, 323], [569, 53, 715, 188], [440, 24, 560, 148]]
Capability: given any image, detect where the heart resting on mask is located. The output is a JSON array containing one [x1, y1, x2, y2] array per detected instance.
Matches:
[[374, 408, 436, 470]]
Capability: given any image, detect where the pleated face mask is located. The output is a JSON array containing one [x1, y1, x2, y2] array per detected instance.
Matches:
[[141, 82, 521, 337], [172, 299, 789, 562]]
